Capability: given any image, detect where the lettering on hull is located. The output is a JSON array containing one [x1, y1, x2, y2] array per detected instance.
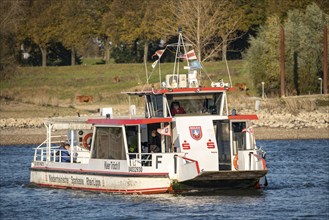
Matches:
[[104, 161, 120, 170], [48, 175, 102, 187], [128, 167, 143, 172]]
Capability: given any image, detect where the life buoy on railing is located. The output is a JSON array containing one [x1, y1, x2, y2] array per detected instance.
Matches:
[[233, 154, 238, 170], [82, 133, 93, 150]]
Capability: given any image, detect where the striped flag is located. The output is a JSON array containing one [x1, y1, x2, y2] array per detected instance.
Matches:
[[157, 125, 171, 136], [179, 50, 197, 60], [152, 49, 165, 58]]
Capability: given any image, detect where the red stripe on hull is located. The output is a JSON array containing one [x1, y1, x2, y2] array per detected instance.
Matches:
[[31, 166, 169, 177], [34, 183, 170, 194]]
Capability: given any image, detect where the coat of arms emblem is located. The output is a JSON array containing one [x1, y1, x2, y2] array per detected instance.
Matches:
[[189, 126, 202, 141]]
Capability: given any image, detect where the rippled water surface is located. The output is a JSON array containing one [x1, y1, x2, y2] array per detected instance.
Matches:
[[1, 140, 328, 219]]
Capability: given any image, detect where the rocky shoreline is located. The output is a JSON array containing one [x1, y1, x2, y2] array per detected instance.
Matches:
[[0, 110, 328, 145]]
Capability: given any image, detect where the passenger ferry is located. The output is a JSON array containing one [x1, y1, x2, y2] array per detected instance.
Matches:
[[30, 31, 268, 194]]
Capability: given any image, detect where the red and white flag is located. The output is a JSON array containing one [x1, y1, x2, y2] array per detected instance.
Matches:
[[152, 49, 165, 58], [157, 125, 171, 136], [179, 50, 197, 60], [242, 127, 254, 133]]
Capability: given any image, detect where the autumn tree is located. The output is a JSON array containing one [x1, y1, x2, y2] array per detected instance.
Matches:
[[23, 0, 62, 67], [58, 0, 108, 65], [102, 0, 164, 64], [0, 0, 28, 77], [244, 15, 282, 96], [159, 0, 255, 61], [284, 3, 329, 95], [244, 3, 328, 96]]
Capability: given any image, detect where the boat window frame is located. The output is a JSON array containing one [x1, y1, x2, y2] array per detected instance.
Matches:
[[91, 125, 127, 160], [145, 94, 164, 118], [166, 92, 225, 116], [230, 121, 247, 155]]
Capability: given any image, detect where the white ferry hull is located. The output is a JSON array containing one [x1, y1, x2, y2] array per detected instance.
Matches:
[[30, 168, 172, 194], [30, 167, 267, 194]]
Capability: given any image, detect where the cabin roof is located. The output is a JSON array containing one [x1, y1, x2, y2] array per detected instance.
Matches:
[[44, 116, 93, 130], [88, 117, 172, 125], [228, 115, 258, 120], [124, 87, 234, 96]]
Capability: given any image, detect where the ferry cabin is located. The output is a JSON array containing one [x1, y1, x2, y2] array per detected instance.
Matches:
[[91, 87, 264, 185]]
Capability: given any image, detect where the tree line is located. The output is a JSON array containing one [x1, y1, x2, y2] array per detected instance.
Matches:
[[0, 0, 328, 95], [244, 3, 328, 96]]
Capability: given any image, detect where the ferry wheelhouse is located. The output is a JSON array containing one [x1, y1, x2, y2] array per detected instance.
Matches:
[[30, 31, 267, 194]]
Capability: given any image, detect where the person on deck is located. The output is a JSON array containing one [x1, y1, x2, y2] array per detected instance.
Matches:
[[59, 143, 71, 162], [149, 130, 161, 153], [170, 102, 186, 116]]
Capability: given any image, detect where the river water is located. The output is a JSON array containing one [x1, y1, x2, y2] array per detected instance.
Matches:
[[0, 139, 328, 220]]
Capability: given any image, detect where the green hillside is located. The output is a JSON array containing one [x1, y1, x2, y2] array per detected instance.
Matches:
[[0, 60, 250, 106]]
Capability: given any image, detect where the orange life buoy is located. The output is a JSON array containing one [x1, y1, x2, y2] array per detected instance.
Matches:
[[233, 154, 238, 170], [83, 133, 92, 150]]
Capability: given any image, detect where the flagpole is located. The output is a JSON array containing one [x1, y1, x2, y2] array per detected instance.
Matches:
[[158, 59, 161, 87], [145, 59, 149, 86], [224, 54, 233, 87]]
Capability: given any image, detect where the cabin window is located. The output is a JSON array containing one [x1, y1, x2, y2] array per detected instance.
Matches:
[[213, 120, 231, 170], [167, 93, 223, 115], [92, 127, 126, 160], [232, 122, 247, 154], [126, 125, 138, 153], [145, 94, 163, 118]]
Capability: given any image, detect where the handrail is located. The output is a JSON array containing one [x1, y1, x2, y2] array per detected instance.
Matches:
[[248, 152, 267, 170], [174, 154, 200, 174]]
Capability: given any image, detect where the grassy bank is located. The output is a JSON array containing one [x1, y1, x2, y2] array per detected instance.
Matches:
[[0, 61, 247, 106], [1, 61, 328, 115]]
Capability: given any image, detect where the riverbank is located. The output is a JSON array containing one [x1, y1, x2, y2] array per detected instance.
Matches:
[[0, 99, 328, 145], [0, 125, 328, 146]]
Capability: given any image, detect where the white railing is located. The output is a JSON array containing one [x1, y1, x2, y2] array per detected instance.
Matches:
[[33, 135, 67, 161], [33, 135, 90, 164], [127, 153, 153, 167]]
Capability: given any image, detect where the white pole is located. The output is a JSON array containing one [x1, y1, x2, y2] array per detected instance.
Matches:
[[318, 78, 323, 94], [145, 61, 149, 86]]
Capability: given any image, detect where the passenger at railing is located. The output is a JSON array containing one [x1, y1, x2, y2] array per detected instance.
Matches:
[[59, 143, 71, 162], [170, 101, 186, 116], [149, 130, 161, 153]]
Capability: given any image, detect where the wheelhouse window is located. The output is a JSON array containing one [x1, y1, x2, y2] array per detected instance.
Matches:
[[126, 125, 138, 153], [232, 122, 247, 154], [167, 93, 223, 115], [145, 94, 163, 118], [213, 120, 231, 170], [92, 127, 126, 160]]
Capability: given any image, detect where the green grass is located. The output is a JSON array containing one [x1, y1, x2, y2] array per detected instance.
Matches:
[[81, 57, 106, 65], [1, 61, 328, 116], [0, 60, 251, 106]]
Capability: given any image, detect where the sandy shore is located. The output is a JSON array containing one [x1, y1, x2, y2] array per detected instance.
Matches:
[[0, 127, 328, 146], [0, 100, 328, 145]]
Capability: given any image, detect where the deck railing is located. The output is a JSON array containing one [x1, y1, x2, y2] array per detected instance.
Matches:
[[128, 153, 153, 167], [33, 135, 90, 164]]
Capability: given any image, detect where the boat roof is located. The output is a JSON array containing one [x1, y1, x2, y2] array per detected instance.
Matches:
[[88, 117, 172, 126], [87, 114, 258, 126], [44, 116, 94, 130], [124, 86, 234, 96], [228, 115, 258, 120]]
